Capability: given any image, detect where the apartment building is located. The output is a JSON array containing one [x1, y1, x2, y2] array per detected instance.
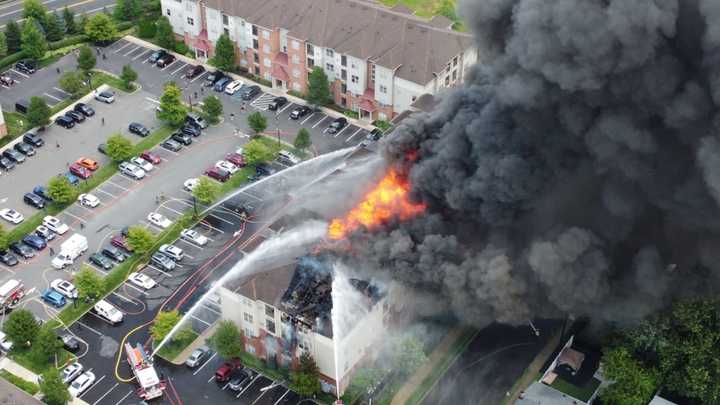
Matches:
[[219, 257, 388, 395], [160, 0, 477, 121]]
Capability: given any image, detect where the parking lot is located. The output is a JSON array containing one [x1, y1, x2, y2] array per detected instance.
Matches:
[[96, 38, 374, 154]]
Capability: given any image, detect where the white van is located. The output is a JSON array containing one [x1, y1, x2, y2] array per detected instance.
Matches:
[[278, 150, 300, 166], [52, 234, 88, 269], [93, 300, 123, 324]]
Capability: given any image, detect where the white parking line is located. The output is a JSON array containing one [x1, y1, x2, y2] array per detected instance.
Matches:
[[92, 382, 119, 405], [114, 390, 133, 405], [272, 389, 290, 404], [346, 128, 363, 142], [133, 48, 152, 61], [169, 62, 186, 75], [74, 203, 95, 213], [44, 92, 63, 102], [278, 101, 292, 114], [251, 385, 270, 405], [111, 291, 133, 303], [94, 188, 117, 198], [160, 205, 185, 217], [198, 220, 225, 234], [190, 71, 209, 83], [237, 375, 262, 398], [334, 125, 351, 138], [207, 213, 234, 226], [10, 69, 29, 78], [106, 180, 130, 191], [207, 375, 215, 383], [76, 320, 102, 336], [62, 210, 84, 223], [312, 115, 329, 129], [79, 374, 106, 398], [176, 238, 203, 250], [123, 282, 148, 296], [160, 60, 178, 71], [193, 352, 217, 375], [53, 87, 70, 95], [114, 42, 131, 53], [300, 112, 315, 125], [146, 264, 173, 277], [84, 262, 108, 275], [123, 46, 139, 57]]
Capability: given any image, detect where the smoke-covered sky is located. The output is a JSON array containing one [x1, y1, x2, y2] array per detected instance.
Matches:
[[337, 0, 720, 329]]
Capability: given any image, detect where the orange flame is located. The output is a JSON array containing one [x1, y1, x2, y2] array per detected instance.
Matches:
[[328, 169, 425, 239]]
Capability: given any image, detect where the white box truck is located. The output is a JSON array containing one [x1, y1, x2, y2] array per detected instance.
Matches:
[[52, 234, 88, 269]]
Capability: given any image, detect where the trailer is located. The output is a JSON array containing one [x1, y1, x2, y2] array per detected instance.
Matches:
[[0, 280, 24, 312], [125, 343, 165, 400]]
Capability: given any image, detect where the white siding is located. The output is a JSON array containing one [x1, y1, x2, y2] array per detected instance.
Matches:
[[161, 0, 185, 36], [206, 8, 221, 42], [393, 76, 426, 113], [346, 55, 365, 96], [182, 0, 200, 37], [374, 65, 393, 106]]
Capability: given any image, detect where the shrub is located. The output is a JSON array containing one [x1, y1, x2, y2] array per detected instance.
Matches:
[[48, 34, 86, 50], [174, 40, 190, 56]]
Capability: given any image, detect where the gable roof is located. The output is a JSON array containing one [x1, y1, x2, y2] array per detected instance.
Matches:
[[203, 0, 474, 84]]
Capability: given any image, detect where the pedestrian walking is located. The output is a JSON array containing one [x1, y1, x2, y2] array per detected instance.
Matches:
[[102, 53, 107, 60], [96, 48, 100, 55], [56, 141, 60, 148], [49, 247, 55, 255], [80, 222, 84, 229], [101, 117, 105, 125], [200, 86, 204, 94], [56, 67, 60, 74], [230, 113, 235, 121], [194, 91, 198, 99], [241, 102, 246, 111]]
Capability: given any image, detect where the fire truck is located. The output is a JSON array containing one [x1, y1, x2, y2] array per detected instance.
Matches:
[[0, 280, 25, 313], [125, 342, 165, 400]]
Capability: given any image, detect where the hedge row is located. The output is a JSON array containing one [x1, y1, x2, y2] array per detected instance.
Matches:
[[48, 34, 87, 50], [0, 51, 27, 71]]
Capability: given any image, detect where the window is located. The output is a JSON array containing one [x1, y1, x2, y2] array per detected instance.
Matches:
[[165, 9, 171, 15], [445, 76, 450, 86], [292, 40, 300, 50], [263, 58, 271, 67], [371, 64, 376, 81], [351, 63, 356, 69], [243, 313, 253, 323], [379, 85, 387, 94], [187, 17, 194, 25], [307, 44, 314, 55], [307, 58, 314, 68], [253, 39, 259, 49], [325, 63, 334, 72], [262, 30, 269, 39], [341, 55, 347, 66], [326, 48, 334, 57], [253, 52, 259, 63], [254, 66, 260, 75], [340, 83, 347, 93], [222, 14, 229, 25], [263, 44, 270, 54], [340, 97, 346, 106], [292, 54, 300, 64], [266, 319, 276, 334], [252, 25, 258, 36], [341, 69, 346, 80], [453, 56, 458, 66], [292, 69, 300, 78], [351, 75, 358, 84], [452, 70, 457, 81], [223, 28, 229, 36], [411, 96, 417, 102], [265, 305, 275, 317]]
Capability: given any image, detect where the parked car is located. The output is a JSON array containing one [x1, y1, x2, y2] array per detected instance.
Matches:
[[268, 96, 288, 111], [43, 215, 69, 234], [148, 49, 168, 64], [50, 279, 78, 299], [0, 251, 18, 267], [0, 74, 14, 86], [278, 150, 301, 166], [128, 272, 156, 289], [161, 139, 182, 152], [140, 150, 161, 164], [0, 158, 14, 171], [89, 253, 113, 270], [158, 244, 184, 261], [33, 186, 52, 201], [181, 229, 209, 246], [23, 131, 44, 147], [9, 242, 34, 259], [185, 345, 210, 367], [41, 289, 66, 308], [156, 53, 176, 67], [68, 371, 95, 397], [23, 192, 45, 209], [119, 162, 146, 180], [213, 76, 231, 92], [147, 213, 172, 228], [69, 163, 92, 179], [186, 113, 208, 129], [150, 252, 175, 271], [15, 60, 36, 74], [238, 85, 261, 100], [77, 193, 100, 208], [59, 334, 80, 352], [61, 362, 83, 384], [171, 132, 193, 145], [185, 64, 205, 79], [64, 172, 80, 186], [255, 163, 277, 177], [228, 369, 252, 391], [214, 360, 242, 382], [215, 160, 238, 174], [131, 157, 153, 172], [93, 300, 123, 325], [111, 235, 133, 252], [183, 178, 199, 192], [327, 117, 348, 134], [0, 331, 11, 352], [76, 157, 99, 171], [65, 110, 85, 123], [224, 80, 244, 95], [55, 115, 75, 129], [180, 125, 201, 137], [3, 149, 25, 163], [13, 142, 35, 156], [35, 225, 56, 241], [128, 122, 149, 137], [73, 103, 95, 117], [22, 234, 47, 250], [97, 143, 108, 155], [95, 91, 115, 104], [0, 208, 24, 224], [102, 246, 126, 262], [205, 70, 225, 87], [289, 105, 312, 119], [205, 166, 230, 182], [225, 152, 245, 167]]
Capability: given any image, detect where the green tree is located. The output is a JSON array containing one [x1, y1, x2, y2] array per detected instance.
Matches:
[[22, 0, 47, 29], [21, 18, 47, 61], [62, 7, 76, 35], [113, 0, 140, 21], [78, 15, 89, 34], [76, 45, 96, 71], [200, 95, 222, 124], [344, 368, 384, 400], [395, 337, 427, 377], [26, 96, 51, 128], [290, 353, 321, 397], [0, 32, 8, 58], [293, 128, 311, 150], [247, 111, 267, 135], [76, 266, 103, 302], [155, 16, 174, 50], [44, 11, 63, 42], [105, 133, 134, 162], [40, 367, 70, 405], [307, 67, 331, 106], [84, 13, 117, 43], [5, 21, 21, 54], [209, 320, 244, 359], [120, 64, 137, 90], [3, 309, 39, 347], [599, 347, 659, 405], [242, 139, 274, 165], [211, 34, 235, 71], [58, 71, 84, 97], [126, 225, 154, 254], [157, 82, 187, 127], [151, 310, 181, 341], [47, 175, 78, 204], [137, 18, 156, 39], [193, 176, 220, 205], [30, 325, 62, 364]]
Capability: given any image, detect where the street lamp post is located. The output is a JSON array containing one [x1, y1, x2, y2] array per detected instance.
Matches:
[[275, 116, 280, 147]]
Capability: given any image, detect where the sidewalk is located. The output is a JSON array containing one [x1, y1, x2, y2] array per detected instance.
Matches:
[[391, 327, 469, 405], [0, 357, 38, 384], [166, 321, 219, 365]]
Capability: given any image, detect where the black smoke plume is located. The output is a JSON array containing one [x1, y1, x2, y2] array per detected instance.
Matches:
[[337, 0, 720, 329]]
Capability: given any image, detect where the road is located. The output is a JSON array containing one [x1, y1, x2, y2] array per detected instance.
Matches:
[[0, 0, 117, 28]]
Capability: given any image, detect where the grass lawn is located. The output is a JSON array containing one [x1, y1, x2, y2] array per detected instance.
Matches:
[[3, 112, 29, 140], [0, 369, 39, 395], [550, 376, 601, 402], [377, 0, 464, 30], [156, 330, 199, 362], [10, 348, 74, 375]]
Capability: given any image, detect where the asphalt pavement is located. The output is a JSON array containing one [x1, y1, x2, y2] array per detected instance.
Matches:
[[0, 0, 117, 28]]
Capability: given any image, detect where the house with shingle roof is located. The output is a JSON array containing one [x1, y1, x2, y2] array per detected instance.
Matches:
[[160, 0, 477, 121]]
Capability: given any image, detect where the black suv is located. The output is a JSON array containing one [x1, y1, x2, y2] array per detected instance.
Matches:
[[171, 132, 193, 145], [23, 192, 45, 209], [129, 122, 150, 137], [185, 65, 205, 79], [327, 117, 348, 134], [102, 246, 126, 262], [289, 105, 312, 119], [204, 70, 225, 87], [73, 103, 95, 117], [268, 97, 287, 111], [23, 131, 44, 147], [10, 242, 34, 259], [15, 60, 35, 74], [55, 115, 75, 129], [156, 53, 176, 68], [255, 163, 277, 177], [238, 85, 261, 100], [180, 125, 201, 137], [14, 142, 34, 156], [65, 110, 85, 123], [0, 251, 18, 267], [3, 149, 25, 163]]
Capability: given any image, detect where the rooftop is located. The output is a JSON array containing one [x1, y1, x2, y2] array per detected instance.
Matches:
[[204, 0, 474, 84]]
